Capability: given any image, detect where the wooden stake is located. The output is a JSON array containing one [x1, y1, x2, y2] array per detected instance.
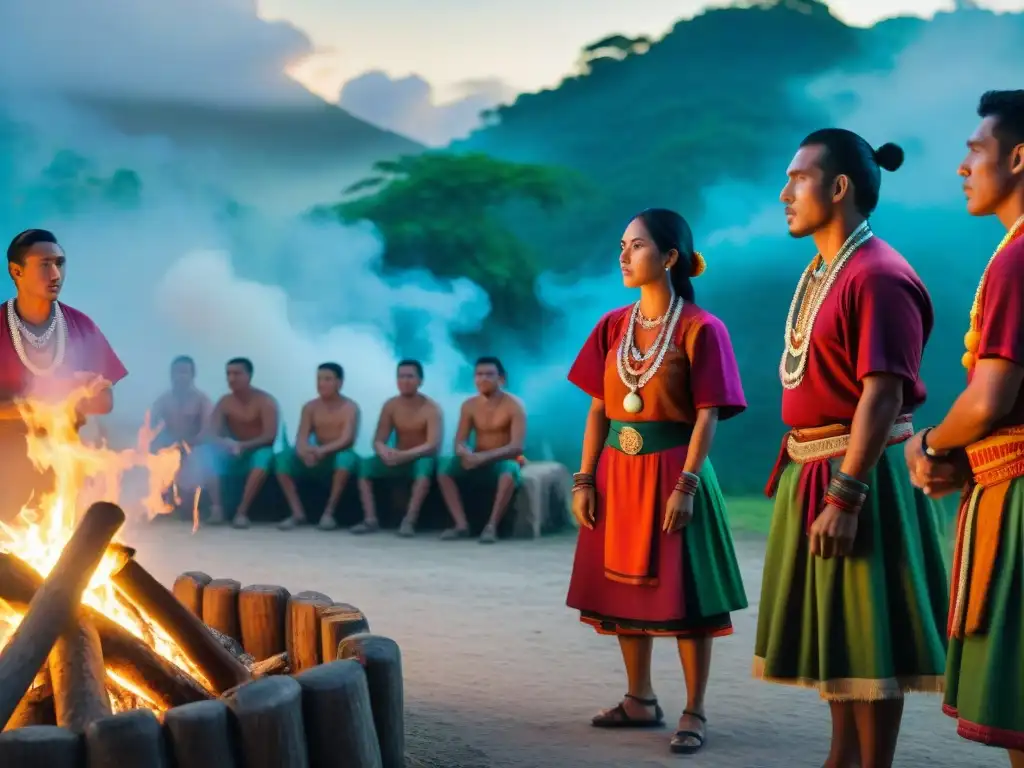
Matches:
[[286, 591, 332, 674], [201, 579, 242, 641], [49, 614, 112, 732], [164, 699, 238, 768], [319, 604, 370, 663], [171, 571, 211, 617], [296, 660, 383, 768], [239, 584, 290, 661], [338, 634, 405, 768], [226, 676, 309, 768], [85, 710, 169, 768], [4, 675, 55, 731], [0, 725, 82, 767], [0, 501, 124, 731]]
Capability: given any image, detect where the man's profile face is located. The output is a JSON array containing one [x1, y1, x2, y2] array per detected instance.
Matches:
[[396, 365, 421, 396], [226, 363, 250, 392], [474, 363, 502, 395], [959, 116, 1020, 217], [10, 242, 65, 302], [780, 145, 834, 239]]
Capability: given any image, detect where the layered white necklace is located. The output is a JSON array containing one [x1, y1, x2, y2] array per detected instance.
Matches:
[[7, 299, 67, 376], [616, 294, 684, 414], [778, 221, 873, 390]]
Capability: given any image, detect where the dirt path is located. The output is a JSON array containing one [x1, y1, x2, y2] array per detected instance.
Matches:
[[128, 522, 1002, 768]]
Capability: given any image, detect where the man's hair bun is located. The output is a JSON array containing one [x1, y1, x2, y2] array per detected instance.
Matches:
[[873, 142, 904, 172]]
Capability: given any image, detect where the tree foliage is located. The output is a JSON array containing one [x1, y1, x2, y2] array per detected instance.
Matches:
[[23, 150, 142, 216], [315, 152, 579, 333]]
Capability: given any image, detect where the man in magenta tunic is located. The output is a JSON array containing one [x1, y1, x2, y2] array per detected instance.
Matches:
[[752, 131, 948, 768], [0, 229, 127, 519]]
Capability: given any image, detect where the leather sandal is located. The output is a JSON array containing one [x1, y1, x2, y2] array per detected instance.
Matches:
[[670, 709, 707, 754], [591, 694, 664, 728]]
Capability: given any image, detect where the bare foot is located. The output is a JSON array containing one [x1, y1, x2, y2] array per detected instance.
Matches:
[[208, 505, 226, 525], [397, 518, 416, 537], [350, 520, 380, 535], [277, 515, 304, 530], [317, 515, 338, 531], [440, 527, 470, 540], [231, 514, 251, 530], [479, 523, 497, 544]]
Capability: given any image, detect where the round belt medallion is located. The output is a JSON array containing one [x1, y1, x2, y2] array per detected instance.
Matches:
[[618, 426, 644, 456]]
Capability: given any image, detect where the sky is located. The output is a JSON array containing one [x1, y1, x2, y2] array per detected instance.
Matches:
[[257, 0, 1024, 104]]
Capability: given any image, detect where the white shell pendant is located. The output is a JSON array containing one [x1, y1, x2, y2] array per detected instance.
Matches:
[[622, 391, 643, 414]]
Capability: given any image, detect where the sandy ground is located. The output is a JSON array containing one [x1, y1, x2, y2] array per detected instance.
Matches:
[[126, 522, 1004, 768]]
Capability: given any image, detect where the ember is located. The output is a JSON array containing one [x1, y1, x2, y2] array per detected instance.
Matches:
[[0, 392, 406, 767]]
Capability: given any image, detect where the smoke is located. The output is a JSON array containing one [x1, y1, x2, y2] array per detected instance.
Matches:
[[338, 71, 516, 146]]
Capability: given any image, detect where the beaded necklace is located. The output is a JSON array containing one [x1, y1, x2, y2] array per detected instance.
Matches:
[[962, 214, 1024, 370], [6, 299, 67, 376], [779, 221, 873, 390]]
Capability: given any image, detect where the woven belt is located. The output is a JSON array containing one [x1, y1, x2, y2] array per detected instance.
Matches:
[[786, 414, 915, 464]]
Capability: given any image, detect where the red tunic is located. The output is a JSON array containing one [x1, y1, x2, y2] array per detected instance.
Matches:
[[781, 236, 931, 429], [565, 302, 746, 632]]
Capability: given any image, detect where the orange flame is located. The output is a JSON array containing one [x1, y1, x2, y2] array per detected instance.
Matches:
[[0, 386, 212, 704]]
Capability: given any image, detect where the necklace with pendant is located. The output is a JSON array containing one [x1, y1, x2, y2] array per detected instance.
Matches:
[[778, 221, 873, 390], [962, 214, 1024, 370], [7, 299, 67, 376], [617, 296, 683, 414]]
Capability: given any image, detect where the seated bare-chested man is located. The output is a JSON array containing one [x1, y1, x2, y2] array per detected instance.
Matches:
[[199, 357, 278, 528], [150, 355, 213, 494], [356, 359, 441, 537], [437, 356, 526, 544], [274, 363, 360, 531]]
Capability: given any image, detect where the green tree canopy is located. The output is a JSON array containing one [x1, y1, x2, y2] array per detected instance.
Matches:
[[315, 151, 580, 336]]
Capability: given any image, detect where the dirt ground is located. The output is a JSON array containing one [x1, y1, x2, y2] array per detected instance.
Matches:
[[127, 522, 1003, 768]]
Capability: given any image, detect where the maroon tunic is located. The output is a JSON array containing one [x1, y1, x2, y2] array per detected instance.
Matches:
[[0, 301, 127, 519]]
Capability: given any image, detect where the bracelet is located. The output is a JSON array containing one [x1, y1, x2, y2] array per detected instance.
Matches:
[[826, 474, 867, 514], [572, 471, 595, 493], [674, 470, 700, 496], [920, 427, 948, 459]]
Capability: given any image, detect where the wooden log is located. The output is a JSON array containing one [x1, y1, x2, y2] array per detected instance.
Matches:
[[164, 699, 238, 768], [226, 676, 310, 768], [172, 571, 211, 617], [296, 660, 383, 768], [319, 604, 370, 663], [239, 584, 290, 661], [0, 577, 212, 710], [0, 501, 124, 731], [85, 710, 169, 768], [110, 559, 251, 693], [0, 725, 82, 767], [201, 578, 241, 641], [286, 591, 332, 674], [49, 614, 112, 731], [337, 635, 404, 768], [4, 678, 55, 731], [251, 651, 290, 678]]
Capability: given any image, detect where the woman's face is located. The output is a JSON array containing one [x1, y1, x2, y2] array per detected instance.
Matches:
[[619, 217, 675, 289]]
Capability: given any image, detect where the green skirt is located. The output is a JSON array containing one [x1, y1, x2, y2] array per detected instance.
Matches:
[[944, 477, 1024, 751], [753, 442, 949, 701]]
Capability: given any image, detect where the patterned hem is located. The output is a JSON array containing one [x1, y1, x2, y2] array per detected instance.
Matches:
[[943, 703, 1024, 751], [581, 612, 732, 639], [751, 656, 944, 702]]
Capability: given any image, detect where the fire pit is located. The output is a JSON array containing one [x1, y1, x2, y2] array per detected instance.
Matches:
[[0, 506, 404, 767]]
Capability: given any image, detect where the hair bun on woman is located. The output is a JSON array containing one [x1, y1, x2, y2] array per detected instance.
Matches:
[[873, 142, 904, 172], [690, 251, 706, 278]]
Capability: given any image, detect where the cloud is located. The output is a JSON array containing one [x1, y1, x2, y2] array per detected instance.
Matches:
[[338, 71, 517, 146], [0, 0, 315, 104]]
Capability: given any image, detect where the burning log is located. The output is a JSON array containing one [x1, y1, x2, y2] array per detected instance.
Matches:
[[49, 615, 112, 731], [338, 634, 404, 768], [319, 604, 370, 664], [251, 651, 290, 678], [286, 591, 333, 674], [295, 660, 382, 768], [0, 501, 125, 731], [164, 700, 238, 768], [226, 676, 309, 768], [0, 553, 213, 710], [4, 675, 55, 731], [85, 710, 168, 768], [201, 578, 241, 640], [110, 558, 251, 693], [0, 725, 82, 767], [239, 584, 290, 661], [171, 571, 211, 617]]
